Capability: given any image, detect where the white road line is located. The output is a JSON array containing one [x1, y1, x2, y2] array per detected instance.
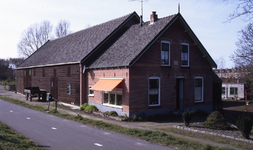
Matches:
[[94, 143, 103, 147], [51, 127, 57, 130], [26, 117, 31, 120], [10, 110, 13, 112]]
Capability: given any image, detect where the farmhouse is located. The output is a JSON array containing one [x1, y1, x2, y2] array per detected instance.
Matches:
[[17, 11, 218, 116]]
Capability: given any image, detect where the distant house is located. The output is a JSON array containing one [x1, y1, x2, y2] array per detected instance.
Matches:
[[17, 11, 218, 116], [213, 68, 245, 100]]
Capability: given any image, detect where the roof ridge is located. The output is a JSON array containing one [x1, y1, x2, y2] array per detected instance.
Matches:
[[52, 12, 137, 42]]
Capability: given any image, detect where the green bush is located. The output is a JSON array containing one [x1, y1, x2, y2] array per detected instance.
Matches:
[[109, 111, 118, 116], [103, 111, 109, 116], [236, 115, 252, 139], [80, 103, 88, 111], [182, 110, 195, 126], [204, 111, 229, 130], [84, 105, 98, 113]]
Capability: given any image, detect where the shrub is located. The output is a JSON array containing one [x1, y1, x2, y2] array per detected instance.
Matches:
[[80, 103, 88, 111], [103, 111, 109, 116], [132, 114, 137, 121], [204, 111, 229, 130], [109, 111, 118, 116], [236, 115, 252, 139], [182, 110, 195, 126], [84, 105, 98, 113]]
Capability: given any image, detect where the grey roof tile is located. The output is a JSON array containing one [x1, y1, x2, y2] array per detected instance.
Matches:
[[89, 14, 177, 68], [18, 12, 136, 68]]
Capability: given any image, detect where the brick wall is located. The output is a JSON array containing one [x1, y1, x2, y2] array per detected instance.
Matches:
[[129, 20, 213, 116], [87, 68, 130, 113]]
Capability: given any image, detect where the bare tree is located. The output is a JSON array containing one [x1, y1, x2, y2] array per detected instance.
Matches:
[[17, 21, 53, 57], [231, 23, 253, 66], [226, 0, 253, 22], [230, 23, 253, 87], [215, 56, 226, 69], [55, 20, 71, 38]]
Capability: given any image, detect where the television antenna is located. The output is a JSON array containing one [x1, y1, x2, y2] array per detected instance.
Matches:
[[129, 0, 148, 18]]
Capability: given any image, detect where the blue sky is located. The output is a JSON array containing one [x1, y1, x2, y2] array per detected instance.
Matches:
[[0, 0, 248, 68]]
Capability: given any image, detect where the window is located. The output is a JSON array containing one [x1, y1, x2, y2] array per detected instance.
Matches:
[[34, 69, 36, 76], [148, 77, 160, 106], [222, 87, 225, 95], [88, 86, 94, 96], [67, 83, 71, 95], [161, 41, 170, 66], [42, 68, 45, 77], [181, 43, 189, 67], [67, 66, 71, 77], [230, 87, 238, 95], [194, 77, 203, 102], [29, 70, 31, 75], [103, 90, 122, 106]]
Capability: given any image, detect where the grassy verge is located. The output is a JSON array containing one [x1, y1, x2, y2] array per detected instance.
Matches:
[[161, 128, 252, 150], [0, 95, 234, 150], [0, 121, 45, 150]]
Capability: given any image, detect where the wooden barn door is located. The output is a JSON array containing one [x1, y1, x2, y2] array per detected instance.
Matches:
[[50, 69, 58, 100], [50, 77, 58, 100], [23, 69, 31, 88]]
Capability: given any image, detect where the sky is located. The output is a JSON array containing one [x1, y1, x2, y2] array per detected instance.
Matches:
[[0, 0, 248, 68]]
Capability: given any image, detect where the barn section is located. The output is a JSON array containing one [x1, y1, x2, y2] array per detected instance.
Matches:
[[16, 12, 140, 107], [16, 64, 81, 105]]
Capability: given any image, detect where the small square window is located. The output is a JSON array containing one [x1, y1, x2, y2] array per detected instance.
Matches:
[[67, 83, 71, 95], [89, 86, 94, 96]]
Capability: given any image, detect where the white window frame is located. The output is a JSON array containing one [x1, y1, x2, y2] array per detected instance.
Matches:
[[161, 41, 170, 66], [148, 76, 160, 106], [181, 43, 189, 67], [103, 90, 123, 108], [88, 85, 94, 97], [230, 87, 238, 95], [194, 76, 204, 102], [67, 83, 71, 95]]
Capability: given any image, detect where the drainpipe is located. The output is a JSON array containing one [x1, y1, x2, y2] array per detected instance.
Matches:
[[80, 63, 83, 106]]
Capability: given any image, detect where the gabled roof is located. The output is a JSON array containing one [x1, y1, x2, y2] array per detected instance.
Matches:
[[88, 13, 217, 69], [17, 12, 139, 69]]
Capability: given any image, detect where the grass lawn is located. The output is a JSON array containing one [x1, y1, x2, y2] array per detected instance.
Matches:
[[0, 121, 45, 150]]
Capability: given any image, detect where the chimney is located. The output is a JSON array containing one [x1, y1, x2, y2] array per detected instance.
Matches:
[[140, 15, 143, 26], [150, 11, 158, 24]]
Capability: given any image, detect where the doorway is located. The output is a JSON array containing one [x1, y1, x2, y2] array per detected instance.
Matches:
[[50, 77, 58, 100], [176, 78, 184, 112]]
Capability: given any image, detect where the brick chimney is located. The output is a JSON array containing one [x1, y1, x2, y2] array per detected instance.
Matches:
[[150, 11, 158, 24]]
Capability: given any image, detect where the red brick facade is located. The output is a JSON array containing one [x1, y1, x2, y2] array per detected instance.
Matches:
[[128, 20, 213, 115]]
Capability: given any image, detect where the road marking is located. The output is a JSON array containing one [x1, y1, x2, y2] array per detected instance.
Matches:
[[94, 143, 103, 147], [51, 127, 57, 130], [10, 110, 13, 112], [26, 117, 31, 120], [103, 132, 110, 135]]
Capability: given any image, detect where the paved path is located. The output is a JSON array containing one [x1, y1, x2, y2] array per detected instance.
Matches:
[[0, 86, 242, 150], [0, 97, 174, 150]]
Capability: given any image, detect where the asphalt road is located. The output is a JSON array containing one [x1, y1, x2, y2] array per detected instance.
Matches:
[[0, 99, 175, 150]]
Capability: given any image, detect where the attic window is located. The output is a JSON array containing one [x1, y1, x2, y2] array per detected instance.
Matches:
[[161, 41, 170, 66], [181, 43, 189, 67]]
